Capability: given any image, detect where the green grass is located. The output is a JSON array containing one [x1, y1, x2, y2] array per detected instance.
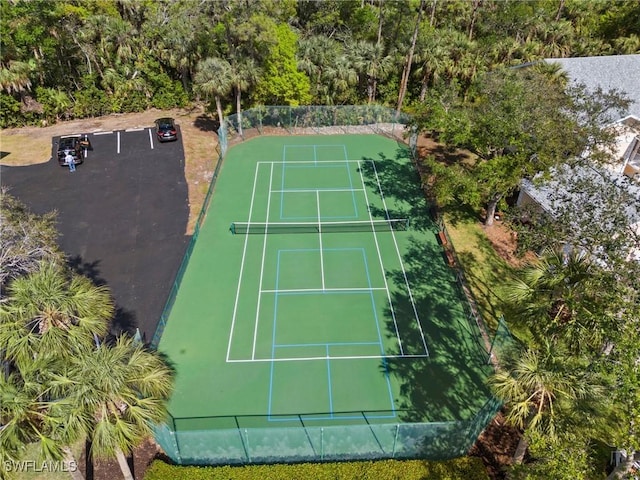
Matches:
[[6, 441, 83, 480], [442, 210, 514, 331]]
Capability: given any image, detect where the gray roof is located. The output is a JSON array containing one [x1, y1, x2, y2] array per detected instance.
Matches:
[[544, 55, 640, 120], [522, 164, 640, 225]]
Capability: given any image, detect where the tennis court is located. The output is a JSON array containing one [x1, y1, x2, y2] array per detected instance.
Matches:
[[157, 134, 494, 461]]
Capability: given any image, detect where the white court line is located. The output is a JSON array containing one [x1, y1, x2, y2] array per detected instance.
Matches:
[[261, 287, 388, 294], [317, 190, 325, 290], [252, 162, 275, 360], [117, 132, 120, 154], [227, 163, 263, 362], [148, 128, 154, 149], [370, 160, 429, 356], [357, 160, 404, 355], [284, 144, 347, 148], [257, 160, 363, 165], [227, 353, 430, 363], [92, 131, 113, 135], [271, 188, 364, 193]]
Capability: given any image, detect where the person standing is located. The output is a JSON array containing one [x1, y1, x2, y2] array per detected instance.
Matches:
[[65, 151, 76, 172]]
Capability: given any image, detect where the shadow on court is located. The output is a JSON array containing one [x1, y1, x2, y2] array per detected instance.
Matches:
[[383, 237, 493, 421], [358, 149, 494, 427], [360, 148, 435, 233]]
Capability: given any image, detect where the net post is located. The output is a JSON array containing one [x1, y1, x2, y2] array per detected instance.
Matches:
[[229, 223, 236, 235]]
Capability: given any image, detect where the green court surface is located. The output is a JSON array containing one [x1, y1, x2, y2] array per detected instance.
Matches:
[[158, 135, 493, 433]]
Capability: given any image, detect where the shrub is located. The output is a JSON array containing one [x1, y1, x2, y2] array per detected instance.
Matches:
[[0, 93, 22, 128], [143, 457, 489, 480]]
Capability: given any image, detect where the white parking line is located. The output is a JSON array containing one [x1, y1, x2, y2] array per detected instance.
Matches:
[[148, 128, 154, 149], [117, 132, 120, 154], [125, 127, 145, 132], [93, 131, 113, 136]]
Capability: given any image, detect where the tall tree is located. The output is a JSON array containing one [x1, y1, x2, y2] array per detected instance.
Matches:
[[396, 0, 425, 113], [506, 247, 615, 355], [253, 24, 311, 107], [416, 67, 629, 225], [347, 39, 392, 104], [0, 263, 113, 369], [49, 336, 174, 480], [193, 57, 232, 127], [489, 341, 605, 464], [0, 190, 62, 292]]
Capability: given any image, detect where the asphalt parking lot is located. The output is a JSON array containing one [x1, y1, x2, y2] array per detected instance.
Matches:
[[1, 125, 190, 341]]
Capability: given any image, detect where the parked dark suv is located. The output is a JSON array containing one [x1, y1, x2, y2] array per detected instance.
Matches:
[[154, 117, 178, 142], [57, 135, 84, 166]]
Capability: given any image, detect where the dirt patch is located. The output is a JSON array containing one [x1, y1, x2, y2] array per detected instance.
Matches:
[[482, 220, 537, 268], [470, 410, 522, 480], [0, 106, 218, 234], [76, 438, 159, 480]]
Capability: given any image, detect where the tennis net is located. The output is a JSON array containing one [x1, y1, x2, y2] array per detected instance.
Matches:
[[230, 219, 410, 235]]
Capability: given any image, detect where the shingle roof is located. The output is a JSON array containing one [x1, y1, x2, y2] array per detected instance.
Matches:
[[544, 55, 640, 119]]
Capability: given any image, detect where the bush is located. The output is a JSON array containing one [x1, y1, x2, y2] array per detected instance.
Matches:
[[143, 457, 489, 480], [0, 93, 22, 128], [73, 76, 110, 118]]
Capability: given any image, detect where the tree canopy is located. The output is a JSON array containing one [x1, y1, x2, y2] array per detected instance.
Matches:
[[1, 0, 639, 126]]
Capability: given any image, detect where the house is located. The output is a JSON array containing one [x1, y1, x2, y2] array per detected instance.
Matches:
[[516, 55, 640, 261]]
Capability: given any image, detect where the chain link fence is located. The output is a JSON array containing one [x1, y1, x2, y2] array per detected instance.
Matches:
[[155, 397, 503, 465], [152, 105, 516, 465]]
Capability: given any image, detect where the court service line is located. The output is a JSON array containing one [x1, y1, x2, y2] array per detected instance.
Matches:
[[252, 162, 275, 360], [362, 247, 397, 412], [227, 162, 263, 363], [342, 146, 360, 217], [260, 287, 387, 294], [369, 160, 429, 356], [316, 190, 325, 290], [227, 353, 430, 363], [357, 161, 404, 356], [271, 188, 364, 193], [258, 160, 364, 165]]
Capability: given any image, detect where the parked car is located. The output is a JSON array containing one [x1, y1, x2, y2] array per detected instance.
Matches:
[[57, 135, 84, 166], [154, 117, 178, 142]]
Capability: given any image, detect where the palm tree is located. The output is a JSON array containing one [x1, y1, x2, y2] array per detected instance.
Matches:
[[229, 56, 261, 137], [0, 60, 35, 95], [489, 341, 605, 464], [0, 263, 113, 369], [194, 57, 233, 128], [506, 248, 613, 355], [348, 40, 393, 104], [0, 357, 86, 480], [298, 35, 341, 99], [49, 336, 174, 480], [414, 34, 448, 101]]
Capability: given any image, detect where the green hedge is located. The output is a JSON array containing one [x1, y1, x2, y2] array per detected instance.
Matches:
[[144, 457, 489, 480]]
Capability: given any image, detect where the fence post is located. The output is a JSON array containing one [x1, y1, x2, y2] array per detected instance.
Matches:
[[392, 424, 399, 458], [244, 428, 251, 463]]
